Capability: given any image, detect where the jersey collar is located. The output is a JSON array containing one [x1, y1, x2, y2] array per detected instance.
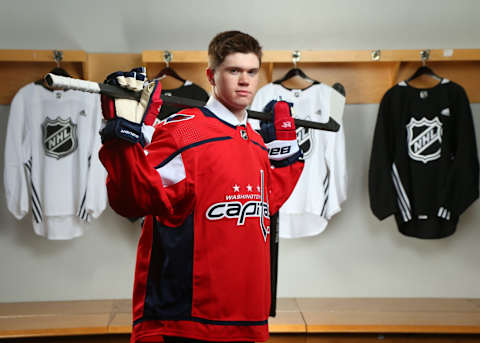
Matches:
[[205, 96, 248, 127]]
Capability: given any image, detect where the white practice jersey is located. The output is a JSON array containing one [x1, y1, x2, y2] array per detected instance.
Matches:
[[250, 82, 347, 238], [4, 82, 107, 239]]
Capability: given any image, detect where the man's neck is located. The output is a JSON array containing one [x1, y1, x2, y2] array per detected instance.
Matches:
[[232, 109, 247, 123], [212, 93, 247, 124]]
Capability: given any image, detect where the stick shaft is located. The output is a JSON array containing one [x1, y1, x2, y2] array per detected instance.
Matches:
[[45, 74, 339, 131]]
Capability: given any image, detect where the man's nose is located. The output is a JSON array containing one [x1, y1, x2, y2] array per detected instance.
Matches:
[[239, 72, 250, 84]]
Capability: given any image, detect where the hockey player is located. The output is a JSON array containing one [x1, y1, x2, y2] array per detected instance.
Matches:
[[98, 31, 304, 343]]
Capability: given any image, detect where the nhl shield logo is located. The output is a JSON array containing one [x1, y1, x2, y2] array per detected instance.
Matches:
[[240, 129, 248, 140], [42, 117, 78, 159], [406, 117, 443, 164], [296, 116, 313, 160]]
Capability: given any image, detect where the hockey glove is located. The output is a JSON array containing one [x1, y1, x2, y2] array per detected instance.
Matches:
[[100, 67, 162, 146], [258, 100, 302, 167]]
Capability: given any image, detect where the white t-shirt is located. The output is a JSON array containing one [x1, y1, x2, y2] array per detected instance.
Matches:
[[249, 82, 347, 238], [4, 82, 107, 239]]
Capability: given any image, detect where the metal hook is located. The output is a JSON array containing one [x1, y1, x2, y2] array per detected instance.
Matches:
[[163, 50, 172, 68], [371, 50, 381, 61], [292, 50, 301, 69], [420, 49, 430, 66], [53, 50, 63, 68]]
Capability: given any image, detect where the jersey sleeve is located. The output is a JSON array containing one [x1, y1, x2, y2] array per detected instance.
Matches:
[[368, 90, 397, 220], [98, 123, 193, 224], [268, 159, 304, 215], [3, 88, 31, 219], [84, 95, 108, 220], [325, 124, 348, 219], [439, 86, 479, 217]]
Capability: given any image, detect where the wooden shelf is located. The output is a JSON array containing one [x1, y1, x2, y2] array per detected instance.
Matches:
[[86, 53, 142, 83], [261, 49, 480, 63], [0, 50, 87, 63], [142, 49, 480, 103], [2, 49, 480, 105], [0, 49, 88, 104], [142, 50, 208, 63], [142, 49, 480, 64]]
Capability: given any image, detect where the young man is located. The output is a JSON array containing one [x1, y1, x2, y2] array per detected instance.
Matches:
[[99, 31, 304, 343]]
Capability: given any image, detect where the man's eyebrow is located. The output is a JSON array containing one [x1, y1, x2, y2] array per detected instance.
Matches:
[[224, 65, 259, 70]]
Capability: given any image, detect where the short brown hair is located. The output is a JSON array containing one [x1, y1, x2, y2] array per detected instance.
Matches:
[[208, 31, 262, 69]]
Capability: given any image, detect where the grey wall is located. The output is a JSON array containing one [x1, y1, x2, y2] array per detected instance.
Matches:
[[1, 0, 480, 51], [1, 0, 480, 302], [279, 105, 480, 298]]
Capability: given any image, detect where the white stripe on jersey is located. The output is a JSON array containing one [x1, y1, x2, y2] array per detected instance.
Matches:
[[156, 153, 186, 187], [320, 172, 329, 218], [391, 163, 412, 222], [437, 207, 452, 220]]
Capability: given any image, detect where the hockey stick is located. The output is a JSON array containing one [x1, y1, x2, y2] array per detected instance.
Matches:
[[45, 74, 340, 132]]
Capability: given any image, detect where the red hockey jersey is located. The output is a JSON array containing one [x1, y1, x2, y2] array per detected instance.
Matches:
[[99, 98, 303, 342]]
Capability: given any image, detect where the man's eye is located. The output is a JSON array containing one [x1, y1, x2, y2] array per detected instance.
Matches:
[[229, 69, 240, 74], [248, 70, 259, 76]]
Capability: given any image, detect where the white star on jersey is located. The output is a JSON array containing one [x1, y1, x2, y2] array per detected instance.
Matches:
[[246, 184, 253, 192], [233, 184, 240, 192]]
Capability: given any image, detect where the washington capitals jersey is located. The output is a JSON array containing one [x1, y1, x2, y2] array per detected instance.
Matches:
[[99, 97, 303, 342], [250, 82, 347, 238], [369, 79, 479, 238], [4, 82, 107, 239]]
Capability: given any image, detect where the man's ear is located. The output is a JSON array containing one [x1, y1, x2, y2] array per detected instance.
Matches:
[[206, 68, 215, 86]]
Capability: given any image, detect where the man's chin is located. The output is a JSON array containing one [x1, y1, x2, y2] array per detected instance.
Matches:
[[234, 99, 251, 109]]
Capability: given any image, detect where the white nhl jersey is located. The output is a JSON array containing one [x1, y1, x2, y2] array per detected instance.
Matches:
[[4, 82, 107, 239], [250, 82, 347, 238]]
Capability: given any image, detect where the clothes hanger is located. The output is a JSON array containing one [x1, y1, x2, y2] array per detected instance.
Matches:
[[49, 66, 71, 77], [36, 50, 71, 89], [407, 50, 442, 82], [274, 50, 316, 85], [275, 67, 315, 84], [154, 50, 186, 83], [49, 50, 71, 77], [407, 65, 442, 82], [332, 82, 346, 97]]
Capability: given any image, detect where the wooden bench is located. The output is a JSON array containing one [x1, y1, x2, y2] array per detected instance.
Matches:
[[297, 298, 480, 342], [1, 298, 480, 342]]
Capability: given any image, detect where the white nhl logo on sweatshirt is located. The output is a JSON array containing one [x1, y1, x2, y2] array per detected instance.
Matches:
[[406, 117, 443, 164], [42, 117, 78, 159]]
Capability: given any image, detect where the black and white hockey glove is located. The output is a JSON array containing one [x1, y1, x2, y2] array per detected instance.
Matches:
[[100, 67, 162, 146]]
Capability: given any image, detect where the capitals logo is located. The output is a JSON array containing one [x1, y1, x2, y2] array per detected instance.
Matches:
[[406, 117, 443, 163], [42, 117, 78, 159], [205, 170, 270, 242]]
